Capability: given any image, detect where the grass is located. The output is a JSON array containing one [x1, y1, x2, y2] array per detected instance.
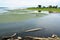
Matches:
[[0, 13, 47, 23], [27, 8, 60, 12], [0, 14, 32, 23], [0, 9, 48, 23]]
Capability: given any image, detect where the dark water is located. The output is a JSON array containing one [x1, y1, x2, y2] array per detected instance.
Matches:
[[0, 13, 60, 38]]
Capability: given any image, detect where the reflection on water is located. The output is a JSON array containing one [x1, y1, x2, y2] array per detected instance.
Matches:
[[20, 13, 60, 37], [0, 13, 60, 38]]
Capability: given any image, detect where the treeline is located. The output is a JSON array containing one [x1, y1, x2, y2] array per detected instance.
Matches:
[[38, 5, 58, 8]]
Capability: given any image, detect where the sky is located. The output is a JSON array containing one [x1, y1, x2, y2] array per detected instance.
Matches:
[[0, 0, 60, 8]]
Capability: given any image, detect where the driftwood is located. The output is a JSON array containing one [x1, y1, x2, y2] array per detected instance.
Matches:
[[2, 33, 17, 40]]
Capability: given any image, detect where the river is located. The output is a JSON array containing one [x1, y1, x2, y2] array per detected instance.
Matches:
[[0, 11, 60, 38]]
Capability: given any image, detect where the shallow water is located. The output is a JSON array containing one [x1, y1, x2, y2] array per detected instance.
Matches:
[[0, 13, 60, 38]]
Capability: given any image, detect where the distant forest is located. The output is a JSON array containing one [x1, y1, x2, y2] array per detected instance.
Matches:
[[38, 5, 58, 8]]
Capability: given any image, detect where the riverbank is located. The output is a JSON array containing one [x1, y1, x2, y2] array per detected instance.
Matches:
[[27, 8, 60, 13]]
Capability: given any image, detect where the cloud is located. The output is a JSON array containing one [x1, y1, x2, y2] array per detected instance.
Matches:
[[0, 0, 60, 7]]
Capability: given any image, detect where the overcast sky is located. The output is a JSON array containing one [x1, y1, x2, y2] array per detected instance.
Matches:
[[0, 0, 60, 8]]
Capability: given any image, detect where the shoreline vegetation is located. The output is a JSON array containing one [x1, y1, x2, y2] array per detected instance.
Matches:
[[27, 5, 60, 13], [27, 8, 60, 13]]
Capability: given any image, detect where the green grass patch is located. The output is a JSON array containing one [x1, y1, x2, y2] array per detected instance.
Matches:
[[0, 13, 47, 23], [27, 8, 60, 12]]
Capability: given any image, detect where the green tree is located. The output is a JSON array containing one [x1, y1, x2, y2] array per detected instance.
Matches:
[[53, 5, 58, 8], [48, 5, 52, 8], [38, 5, 41, 8], [43, 6, 46, 8]]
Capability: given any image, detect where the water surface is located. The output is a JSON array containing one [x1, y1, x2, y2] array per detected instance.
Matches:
[[0, 11, 60, 38]]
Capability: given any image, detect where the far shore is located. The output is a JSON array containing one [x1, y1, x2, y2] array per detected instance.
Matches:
[[27, 8, 60, 13]]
